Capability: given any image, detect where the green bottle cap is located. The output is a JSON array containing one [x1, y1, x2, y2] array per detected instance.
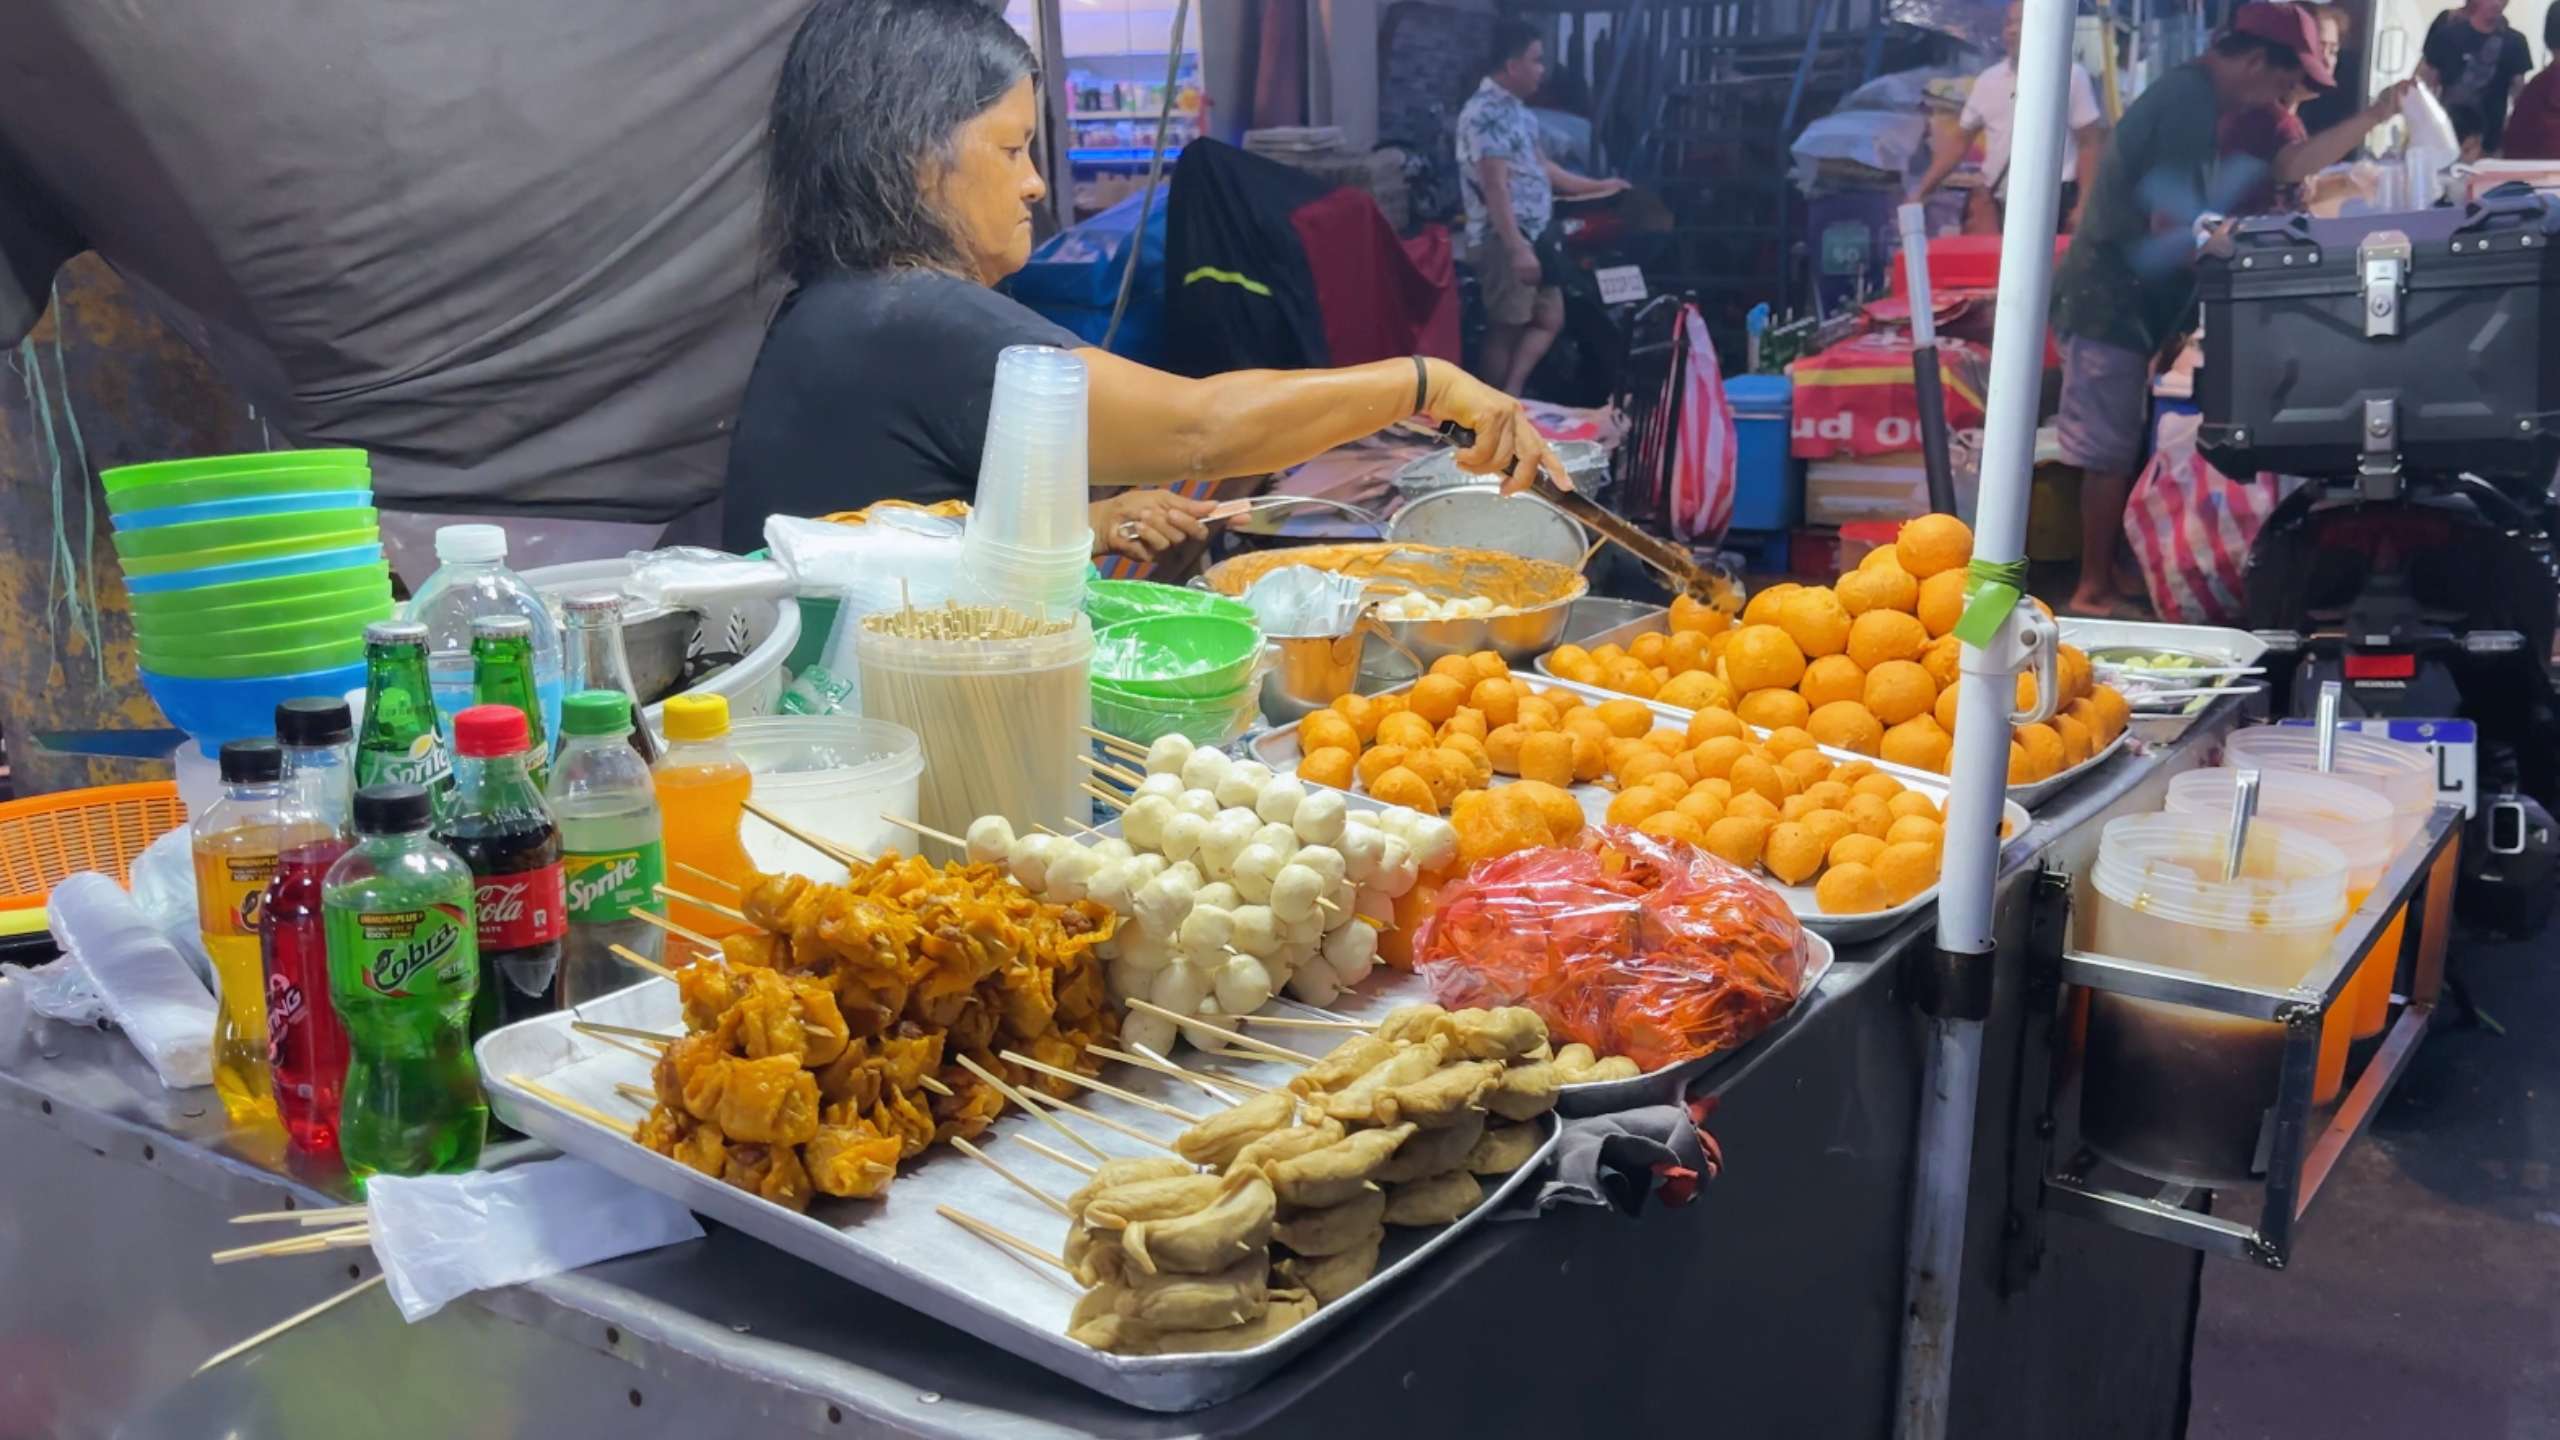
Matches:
[[560, 689, 634, 737]]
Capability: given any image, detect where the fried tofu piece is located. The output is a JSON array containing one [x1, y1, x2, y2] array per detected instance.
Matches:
[[1274, 1232, 1381, 1304], [1485, 1060, 1561, 1122], [1267, 1124, 1415, 1208], [1587, 1056, 1642, 1081], [1549, 1042, 1599, 1081], [1288, 1035, 1399, 1097], [1082, 1172, 1229, 1230], [711, 1054, 820, 1145], [1174, 1089, 1300, 1170], [1271, 1185, 1385, 1257], [1432, 1006, 1548, 1062], [1067, 1159, 1198, 1220], [1112, 1253, 1270, 1330], [1229, 1119, 1346, 1176], [1090, 1288, 1322, 1356], [1382, 1168, 1483, 1226], [1064, 1224, 1127, 1288], [1465, 1119, 1545, 1177], [1372, 1109, 1487, 1183], [1316, 1047, 1446, 1125], [1124, 1172, 1275, 1277], [1369, 1060, 1502, 1129], [804, 1123, 902, 1198], [1373, 1004, 1448, 1046]]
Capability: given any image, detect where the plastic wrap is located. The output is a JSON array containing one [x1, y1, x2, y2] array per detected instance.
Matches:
[[37, 872, 218, 1089], [1412, 826, 1813, 1072], [367, 1156, 704, 1321], [618, 546, 794, 610]]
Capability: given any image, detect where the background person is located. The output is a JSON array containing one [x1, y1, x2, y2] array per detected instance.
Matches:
[[2419, 0, 2534, 155], [1456, 22, 1628, 396], [1907, 1, 2108, 231], [723, 0, 1560, 559], [2497, 7, 2560, 158], [2049, 3, 2323, 618], [2219, 4, 2413, 214]]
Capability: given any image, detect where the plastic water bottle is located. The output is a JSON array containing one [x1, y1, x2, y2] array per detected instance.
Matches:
[[549, 690, 667, 1006], [406, 523, 563, 744]]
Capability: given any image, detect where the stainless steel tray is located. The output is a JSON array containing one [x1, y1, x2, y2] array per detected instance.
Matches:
[[1251, 674, 2031, 943], [2059, 617, 2269, 743], [476, 982, 1559, 1413], [1534, 612, 2130, 809]]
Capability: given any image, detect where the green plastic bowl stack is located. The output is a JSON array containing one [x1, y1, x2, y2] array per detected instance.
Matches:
[[1087, 599, 1265, 746], [104, 449, 391, 682]]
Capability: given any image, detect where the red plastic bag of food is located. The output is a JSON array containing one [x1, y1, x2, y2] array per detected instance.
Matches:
[[1412, 825, 1814, 1073]]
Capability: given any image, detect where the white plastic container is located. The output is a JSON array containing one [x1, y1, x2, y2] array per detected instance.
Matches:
[[856, 616, 1094, 856], [727, 716, 923, 881], [2080, 814, 2348, 1186]]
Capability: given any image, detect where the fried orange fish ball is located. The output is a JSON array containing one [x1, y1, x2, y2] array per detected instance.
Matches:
[[1728, 753, 1785, 805], [1844, 792, 1895, 839], [1887, 790, 1939, 822], [1469, 677, 1521, 729], [1737, 688, 1812, 731], [1704, 815, 1773, 870], [1516, 730, 1578, 789], [1829, 832, 1887, 869], [1439, 732, 1493, 786], [1356, 744, 1412, 789], [1799, 808, 1857, 857], [1329, 692, 1381, 743], [1300, 711, 1359, 759], [1301, 746, 1357, 791], [1725, 791, 1781, 824], [1594, 698, 1654, 739], [1468, 650, 1508, 682], [1808, 701, 1884, 756], [1408, 674, 1468, 727], [1874, 841, 1941, 906], [1762, 821, 1826, 884], [1569, 732, 1608, 783], [1850, 771, 1906, 802], [1685, 706, 1748, 746], [1605, 785, 1674, 828], [1886, 814, 1943, 849], [1815, 862, 1890, 915], [1674, 789, 1728, 828], [1376, 710, 1436, 753], [1511, 780, 1584, 840], [1879, 716, 1952, 773], [1779, 749, 1832, 788], [1616, 749, 1677, 789], [1637, 810, 1707, 848], [1485, 723, 1530, 776], [1369, 764, 1437, 814], [1799, 654, 1867, 709]]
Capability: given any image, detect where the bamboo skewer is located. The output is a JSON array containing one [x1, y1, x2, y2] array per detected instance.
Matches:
[[1091, 1042, 1260, 1102], [918, 1075, 956, 1098], [998, 1049, 1202, 1123], [1080, 781, 1130, 813], [1132, 1041, 1272, 1098], [572, 1019, 674, 1046], [948, 1137, 1071, 1217], [742, 799, 873, 869], [211, 1223, 374, 1265], [196, 1273, 387, 1375], [674, 861, 743, 895], [1215, 1012, 1372, 1032], [612, 1082, 656, 1109], [229, 1204, 368, 1227], [629, 908, 722, 954], [953, 1053, 1109, 1163], [879, 813, 969, 852], [575, 1027, 668, 1064], [1082, 726, 1148, 761], [1020, 1087, 1186, 1155], [1079, 753, 1145, 788], [1013, 1136, 1098, 1176], [608, 942, 680, 980], [510, 1074, 630, 1131], [1123, 1000, 1312, 1065], [1032, 822, 1069, 838], [654, 884, 748, 925], [936, 1205, 1075, 1277]]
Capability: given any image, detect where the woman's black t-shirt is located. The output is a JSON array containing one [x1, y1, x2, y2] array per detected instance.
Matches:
[[721, 268, 1077, 550]]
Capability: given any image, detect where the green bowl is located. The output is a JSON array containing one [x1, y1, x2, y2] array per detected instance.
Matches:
[[132, 598, 395, 649], [113, 507, 381, 561], [102, 449, 370, 493], [117, 525, 380, 577], [1090, 614, 1263, 700], [136, 634, 371, 681], [106, 467, 372, 517], [1084, 579, 1257, 630], [127, 562, 393, 618], [1091, 677, 1258, 746]]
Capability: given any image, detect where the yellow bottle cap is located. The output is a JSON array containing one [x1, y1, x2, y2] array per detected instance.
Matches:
[[661, 693, 731, 742]]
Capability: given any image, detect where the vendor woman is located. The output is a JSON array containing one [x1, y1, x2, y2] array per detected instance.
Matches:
[[721, 0, 1559, 562]]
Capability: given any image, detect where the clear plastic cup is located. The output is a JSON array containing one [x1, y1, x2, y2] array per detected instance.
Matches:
[[957, 531, 1094, 616], [969, 346, 1091, 551], [2080, 814, 2348, 1185], [2166, 768, 2394, 1101]]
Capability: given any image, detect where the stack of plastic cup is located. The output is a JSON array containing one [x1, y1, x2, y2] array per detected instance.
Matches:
[[105, 449, 387, 748], [958, 345, 1094, 617]]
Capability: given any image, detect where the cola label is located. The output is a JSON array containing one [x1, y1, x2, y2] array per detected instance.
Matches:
[[564, 842, 665, 925], [474, 866, 567, 950]]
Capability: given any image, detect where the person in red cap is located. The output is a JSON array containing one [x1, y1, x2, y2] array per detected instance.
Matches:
[[2220, 5, 2414, 215], [2048, 2, 2323, 618]]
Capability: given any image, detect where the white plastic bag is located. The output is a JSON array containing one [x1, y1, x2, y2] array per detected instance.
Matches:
[[40, 872, 217, 1089], [366, 1156, 704, 1321], [620, 547, 794, 611], [2401, 83, 2460, 206]]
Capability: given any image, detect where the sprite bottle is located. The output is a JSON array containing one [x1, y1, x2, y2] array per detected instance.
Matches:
[[549, 690, 667, 1005], [324, 783, 486, 1184], [354, 621, 455, 816], [472, 614, 552, 791]]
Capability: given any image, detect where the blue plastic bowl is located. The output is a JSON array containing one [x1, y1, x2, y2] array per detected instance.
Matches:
[[111, 490, 372, 532], [140, 660, 372, 750], [124, 543, 386, 596]]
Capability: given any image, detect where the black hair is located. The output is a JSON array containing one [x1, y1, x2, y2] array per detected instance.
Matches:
[[766, 0, 1038, 281], [2210, 30, 2306, 75], [1489, 20, 1543, 71]]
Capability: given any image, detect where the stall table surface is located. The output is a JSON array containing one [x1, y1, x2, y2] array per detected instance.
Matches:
[[0, 696, 2246, 1440]]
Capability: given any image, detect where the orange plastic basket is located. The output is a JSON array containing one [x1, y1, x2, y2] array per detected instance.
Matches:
[[0, 781, 190, 910]]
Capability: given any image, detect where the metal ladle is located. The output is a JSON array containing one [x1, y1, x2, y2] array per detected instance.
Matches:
[[2223, 767, 2262, 883], [2315, 680, 2343, 774]]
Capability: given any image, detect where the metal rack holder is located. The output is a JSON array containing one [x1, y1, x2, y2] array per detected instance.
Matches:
[[2023, 803, 2461, 1269]]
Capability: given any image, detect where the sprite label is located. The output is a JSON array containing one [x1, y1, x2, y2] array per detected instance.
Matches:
[[564, 842, 665, 925], [329, 901, 477, 1001], [358, 728, 454, 792]]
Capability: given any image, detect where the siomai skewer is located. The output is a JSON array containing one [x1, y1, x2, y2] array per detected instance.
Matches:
[[628, 908, 722, 955], [653, 883, 748, 925], [936, 1205, 1076, 1277], [1012, 1135, 1099, 1177], [1019, 1087, 1186, 1155], [511, 1074, 631, 1130], [948, 1137, 1072, 1216], [998, 1048, 1202, 1123], [954, 1053, 1109, 1162], [879, 813, 970, 852], [608, 942, 680, 980], [742, 799, 872, 868]]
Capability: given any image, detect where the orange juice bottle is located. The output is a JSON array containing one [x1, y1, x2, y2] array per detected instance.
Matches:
[[193, 739, 290, 1128], [653, 695, 755, 937]]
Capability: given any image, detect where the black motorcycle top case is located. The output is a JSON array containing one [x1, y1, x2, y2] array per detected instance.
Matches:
[[2194, 188, 2560, 483]]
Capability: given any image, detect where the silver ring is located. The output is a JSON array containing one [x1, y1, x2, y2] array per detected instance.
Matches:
[[1115, 520, 1143, 540]]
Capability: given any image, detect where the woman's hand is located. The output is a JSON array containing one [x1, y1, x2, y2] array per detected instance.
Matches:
[[1091, 488, 1218, 563], [1420, 360, 1566, 497]]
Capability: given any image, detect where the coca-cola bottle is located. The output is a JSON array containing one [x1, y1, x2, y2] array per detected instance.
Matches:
[[435, 704, 564, 1041]]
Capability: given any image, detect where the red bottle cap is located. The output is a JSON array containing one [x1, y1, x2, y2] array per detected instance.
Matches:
[[453, 703, 530, 758]]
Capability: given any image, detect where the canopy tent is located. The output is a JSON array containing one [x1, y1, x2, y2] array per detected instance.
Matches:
[[0, 1, 799, 522]]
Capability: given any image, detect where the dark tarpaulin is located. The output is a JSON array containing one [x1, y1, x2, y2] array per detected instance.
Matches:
[[0, 1, 803, 523]]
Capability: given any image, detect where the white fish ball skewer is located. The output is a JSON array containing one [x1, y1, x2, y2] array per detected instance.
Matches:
[[1291, 790, 1347, 845], [966, 815, 1016, 866], [1253, 777, 1307, 827], [1144, 734, 1196, 776]]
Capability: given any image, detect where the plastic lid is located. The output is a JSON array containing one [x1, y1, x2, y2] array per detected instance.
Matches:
[[663, 693, 730, 742], [275, 696, 355, 748], [354, 783, 434, 833], [453, 703, 531, 758], [471, 613, 533, 640], [561, 689, 633, 737], [218, 738, 285, 783], [561, 589, 625, 616], [433, 523, 508, 564], [2091, 813, 2349, 934], [2166, 767, 2395, 876], [2223, 727, 2436, 814], [364, 619, 429, 647]]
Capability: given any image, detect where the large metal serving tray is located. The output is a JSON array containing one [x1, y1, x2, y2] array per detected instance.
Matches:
[[476, 983, 1558, 1414], [1250, 673, 2032, 944], [1535, 611, 2130, 808]]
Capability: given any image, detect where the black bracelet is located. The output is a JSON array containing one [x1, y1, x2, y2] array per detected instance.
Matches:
[[1412, 355, 1429, 416]]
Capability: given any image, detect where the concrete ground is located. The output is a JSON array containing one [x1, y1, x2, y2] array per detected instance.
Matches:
[[2189, 931, 2560, 1439]]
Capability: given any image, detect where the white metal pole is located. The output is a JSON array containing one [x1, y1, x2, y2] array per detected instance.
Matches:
[[1893, 0, 2078, 1435]]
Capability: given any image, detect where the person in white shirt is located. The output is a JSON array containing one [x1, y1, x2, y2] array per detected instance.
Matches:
[[1909, 1, 2108, 232]]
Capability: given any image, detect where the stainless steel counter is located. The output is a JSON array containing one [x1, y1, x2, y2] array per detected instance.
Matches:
[[0, 697, 2246, 1439]]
